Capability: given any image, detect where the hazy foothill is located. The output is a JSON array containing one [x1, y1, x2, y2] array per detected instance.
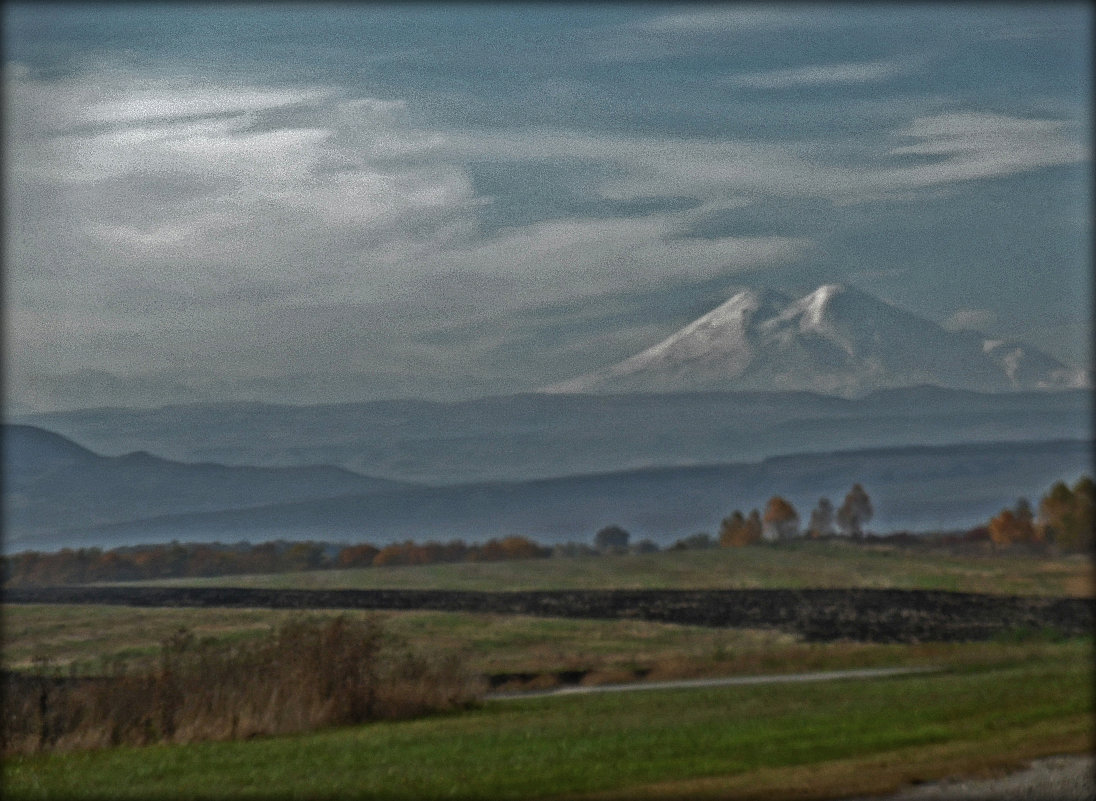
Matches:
[[3, 4, 1093, 800]]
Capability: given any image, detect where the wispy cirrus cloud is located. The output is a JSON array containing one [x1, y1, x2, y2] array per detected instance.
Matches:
[[944, 308, 998, 332], [644, 6, 811, 33], [728, 60, 906, 90], [82, 86, 334, 125], [440, 107, 1086, 208], [5, 64, 817, 384], [878, 112, 1088, 191]]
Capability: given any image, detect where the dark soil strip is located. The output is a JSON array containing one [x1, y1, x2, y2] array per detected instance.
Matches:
[[5, 586, 1092, 643]]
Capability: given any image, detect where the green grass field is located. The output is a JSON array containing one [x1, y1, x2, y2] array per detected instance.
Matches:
[[5, 544, 1092, 798], [108, 540, 1093, 597], [5, 639, 1091, 800]]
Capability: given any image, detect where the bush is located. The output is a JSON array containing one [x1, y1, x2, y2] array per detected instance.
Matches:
[[553, 542, 600, 558], [2, 616, 481, 755], [670, 532, 715, 550]]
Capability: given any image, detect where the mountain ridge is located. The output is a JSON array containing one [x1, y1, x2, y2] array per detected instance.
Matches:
[[12, 387, 1089, 485], [3, 424, 417, 539], [13, 437, 1090, 551]]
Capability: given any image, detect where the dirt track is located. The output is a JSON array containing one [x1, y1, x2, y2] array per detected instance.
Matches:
[[6, 586, 1092, 643]]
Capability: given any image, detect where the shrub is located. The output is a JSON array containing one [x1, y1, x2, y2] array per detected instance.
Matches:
[[671, 532, 716, 550], [2, 616, 481, 755]]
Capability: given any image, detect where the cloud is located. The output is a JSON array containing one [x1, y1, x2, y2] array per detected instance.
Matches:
[[441, 109, 1086, 209], [431, 216, 811, 300], [728, 60, 905, 90], [82, 86, 333, 124], [440, 128, 825, 203], [6, 65, 815, 391], [7, 68, 480, 296], [645, 7, 810, 33], [876, 112, 1088, 191], [590, 6, 819, 63], [944, 309, 997, 332]]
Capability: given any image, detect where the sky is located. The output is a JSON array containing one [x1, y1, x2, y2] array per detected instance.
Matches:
[[3, 3, 1091, 412]]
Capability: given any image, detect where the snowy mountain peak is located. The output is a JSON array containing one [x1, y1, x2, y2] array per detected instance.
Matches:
[[683, 288, 786, 330], [804, 281, 843, 308], [803, 287, 831, 326], [540, 284, 1084, 397]]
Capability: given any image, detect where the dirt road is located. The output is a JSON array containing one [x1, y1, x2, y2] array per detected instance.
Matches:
[[486, 666, 940, 700]]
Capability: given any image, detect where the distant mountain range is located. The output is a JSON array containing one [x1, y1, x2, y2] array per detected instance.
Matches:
[[3, 424, 1089, 551], [14, 386, 1090, 485], [3, 424, 414, 542], [542, 284, 1089, 396], [6, 285, 1090, 553]]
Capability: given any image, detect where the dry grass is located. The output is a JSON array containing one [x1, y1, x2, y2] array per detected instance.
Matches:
[[1, 615, 481, 755], [7, 604, 1086, 700]]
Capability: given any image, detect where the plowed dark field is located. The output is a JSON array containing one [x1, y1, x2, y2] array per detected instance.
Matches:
[[7, 586, 1092, 642]]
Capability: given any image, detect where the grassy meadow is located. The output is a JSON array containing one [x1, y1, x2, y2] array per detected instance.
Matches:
[[6, 603, 1087, 687], [107, 539, 1094, 597], [4, 543, 1093, 798], [5, 639, 1091, 800]]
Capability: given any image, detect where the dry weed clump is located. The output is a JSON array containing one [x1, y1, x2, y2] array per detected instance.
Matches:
[[2, 615, 481, 755]]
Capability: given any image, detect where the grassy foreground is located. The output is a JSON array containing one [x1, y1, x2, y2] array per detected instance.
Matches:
[[4, 604, 1084, 687], [112, 541, 1094, 597], [6, 545, 1091, 797], [5, 640, 1091, 800]]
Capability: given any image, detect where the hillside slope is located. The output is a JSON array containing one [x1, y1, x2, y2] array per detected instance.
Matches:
[[3, 425, 415, 538]]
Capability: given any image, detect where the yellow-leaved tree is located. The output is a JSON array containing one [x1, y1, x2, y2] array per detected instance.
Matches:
[[1038, 476, 1094, 551]]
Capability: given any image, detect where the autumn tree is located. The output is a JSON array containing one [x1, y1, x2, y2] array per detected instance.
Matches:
[[836, 484, 873, 538], [1071, 476, 1094, 550], [720, 510, 747, 547], [988, 509, 1017, 547], [721, 509, 763, 547], [807, 497, 834, 538], [763, 496, 799, 540], [372, 541, 416, 567], [336, 544, 380, 568], [473, 536, 549, 561], [1038, 476, 1094, 551], [282, 542, 326, 571]]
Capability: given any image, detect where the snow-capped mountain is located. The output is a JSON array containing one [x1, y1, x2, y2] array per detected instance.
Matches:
[[541, 284, 1088, 397]]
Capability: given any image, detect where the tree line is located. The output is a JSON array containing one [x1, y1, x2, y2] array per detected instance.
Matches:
[[984, 476, 1093, 551], [711, 477, 1093, 552], [717, 484, 873, 546], [4, 476, 1089, 586], [1, 536, 550, 587]]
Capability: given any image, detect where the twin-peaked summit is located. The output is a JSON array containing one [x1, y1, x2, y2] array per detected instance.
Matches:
[[541, 284, 1087, 397]]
